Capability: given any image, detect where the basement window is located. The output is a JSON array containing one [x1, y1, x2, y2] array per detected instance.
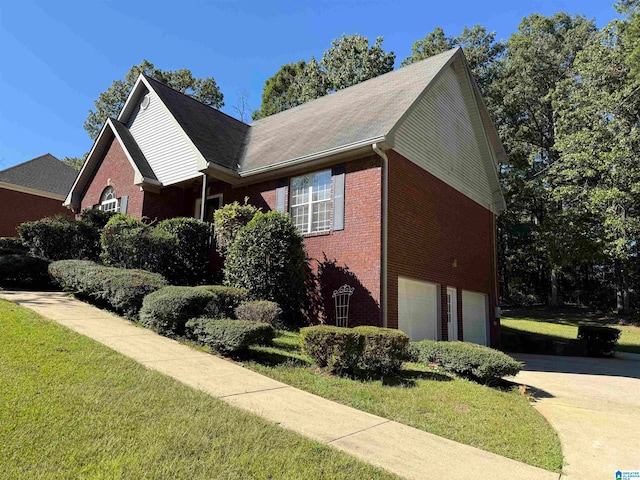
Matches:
[[100, 186, 119, 213], [290, 170, 331, 234]]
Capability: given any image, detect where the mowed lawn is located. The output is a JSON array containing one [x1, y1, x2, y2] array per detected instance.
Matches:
[[501, 309, 640, 354], [242, 331, 563, 472], [0, 300, 397, 480]]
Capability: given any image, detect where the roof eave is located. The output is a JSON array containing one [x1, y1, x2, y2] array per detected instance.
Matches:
[[0, 181, 66, 201]]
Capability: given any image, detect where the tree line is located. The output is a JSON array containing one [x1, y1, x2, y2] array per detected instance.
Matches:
[[72, 0, 640, 313]]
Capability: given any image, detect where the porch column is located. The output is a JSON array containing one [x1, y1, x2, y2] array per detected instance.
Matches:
[[199, 173, 208, 221]]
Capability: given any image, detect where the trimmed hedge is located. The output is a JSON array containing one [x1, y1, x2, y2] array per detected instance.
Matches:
[[197, 285, 248, 318], [48, 260, 167, 318], [139, 286, 216, 336], [353, 326, 410, 376], [300, 326, 364, 374], [500, 329, 588, 356], [412, 340, 523, 385], [0, 254, 52, 289], [577, 325, 621, 357], [19, 215, 100, 261], [186, 318, 274, 354], [235, 300, 283, 327], [0, 237, 27, 255], [80, 208, 116, 230]]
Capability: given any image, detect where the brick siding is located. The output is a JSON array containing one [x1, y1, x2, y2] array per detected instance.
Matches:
[[0, 188, 73, 237]]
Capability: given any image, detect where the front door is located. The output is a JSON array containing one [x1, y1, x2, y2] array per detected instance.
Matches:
[[447, 287, 458, 341]]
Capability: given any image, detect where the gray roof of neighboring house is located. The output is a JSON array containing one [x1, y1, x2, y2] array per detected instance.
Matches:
[[242, 48, 459, 173], [0, 153, 77, 196], [143, 75, 249, 171], [109, 118, 158, 181]]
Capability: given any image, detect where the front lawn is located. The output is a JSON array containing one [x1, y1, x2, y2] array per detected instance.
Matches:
[[0, 300, 396, 480], [241, 331, 563, 472], [501, 309, 640, 354]]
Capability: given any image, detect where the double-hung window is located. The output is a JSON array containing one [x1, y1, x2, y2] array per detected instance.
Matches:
[[290, 170, 332, 234], [100, 186, 119, 213]]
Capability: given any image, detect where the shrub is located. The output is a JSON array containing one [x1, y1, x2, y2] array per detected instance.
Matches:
[[353, 326, 410, 376], [224, 211, 308, 327], [235, 300, 283, 327], [0, 237, 27, 255], [412, 340, 523, 385], [577, 325, 621, 357], [197, 285, 249, 318], [212, 199, 259, 255], [48, 260, 167, 318], [186, 318, 274, 354], [154, 217, 212, 285], [300, 326, 364, 374], [19, 215, 100, 261], [80, 208, 116, 230], [139, 286, 216, 336], [0, 254, 52, 289]]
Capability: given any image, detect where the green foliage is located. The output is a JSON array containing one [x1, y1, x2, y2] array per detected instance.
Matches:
[[577, 326, 621, 357], [186, 318, 274, 355], [80, 208, 116, 230], [412, 340, 523, 385], [212, 199, 259, 255], [48, 260, 167, 318], [18, 215, 100, 261], [0, 237, 27, 255], [61, 155, 85, 171], [139, 286, 216, 337], [224, 211, 308, 327], [353, 326, 410, 376], [0, 254, 52, 289], [300, 326, 363, 374], [235, 300, 283, 327], [84, 60, 224, 140], [197, 285, 249, 318]]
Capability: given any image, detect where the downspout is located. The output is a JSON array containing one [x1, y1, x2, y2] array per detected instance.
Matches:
[[372, 143, 388, 328]]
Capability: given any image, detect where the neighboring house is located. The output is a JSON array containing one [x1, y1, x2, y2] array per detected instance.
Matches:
[[65, 48, 506, 346], [0, 153, 77, 237]]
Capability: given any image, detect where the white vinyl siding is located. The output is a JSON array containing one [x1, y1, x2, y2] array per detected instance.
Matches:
[[394, 64, 497, 212], [127, 91, 201, 186], [462, 290, 488, 346], [398, 277, 438, 341]]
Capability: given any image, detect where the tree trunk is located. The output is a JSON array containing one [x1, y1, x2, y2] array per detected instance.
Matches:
[[550, 267, 561, 307]]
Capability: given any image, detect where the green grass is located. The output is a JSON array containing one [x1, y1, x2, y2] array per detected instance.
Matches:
[[0, 300, 397, 480], [501, 309, 640, 354], [240, 331, 563, 472]]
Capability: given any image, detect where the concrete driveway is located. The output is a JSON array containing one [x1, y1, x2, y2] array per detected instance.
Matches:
[[513, 352, 640, 480]]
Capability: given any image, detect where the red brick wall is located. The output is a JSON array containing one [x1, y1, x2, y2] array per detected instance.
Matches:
[[0, 188, 73, 237], [80, 138, 145, 217], [386, 150, 499, 345], [217, 156, 383, 327]]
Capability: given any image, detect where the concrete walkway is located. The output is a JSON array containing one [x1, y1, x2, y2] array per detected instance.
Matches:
[[1, 291, 558, 480], [514, 353, 640, 480]]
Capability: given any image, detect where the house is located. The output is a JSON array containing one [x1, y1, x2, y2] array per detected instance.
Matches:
[[65, 48, 506, 346], [0, 153, 77, 237]]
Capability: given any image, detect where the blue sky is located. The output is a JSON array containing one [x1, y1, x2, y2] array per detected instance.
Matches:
[[0, 1, 618, 170]]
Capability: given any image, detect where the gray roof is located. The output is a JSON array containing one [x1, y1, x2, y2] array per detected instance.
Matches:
[[0, 153, 77, 197], [109, 118, 158, 181], [242, 48, 459, 173], [144, 75, 249, 171]]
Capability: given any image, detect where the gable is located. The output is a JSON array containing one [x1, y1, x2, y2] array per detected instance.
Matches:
[[126, 87, 202, 186], [392, 59, 502, 213]]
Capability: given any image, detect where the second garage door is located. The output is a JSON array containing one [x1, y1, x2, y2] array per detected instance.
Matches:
[[462, 290, 488, 346]]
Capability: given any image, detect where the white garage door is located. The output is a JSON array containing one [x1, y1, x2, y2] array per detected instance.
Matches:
[[398, 277, 438, 341], [462, 290, 488, 346]]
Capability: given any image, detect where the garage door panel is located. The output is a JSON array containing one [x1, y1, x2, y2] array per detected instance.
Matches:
[[398, 277, 438, 341], [462, 290, 488, 346]]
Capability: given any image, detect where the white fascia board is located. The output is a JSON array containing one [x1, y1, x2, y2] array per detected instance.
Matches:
[[106, 118, 160, 187], [117, 75, 146, 124], [0, 182, 66, 201]]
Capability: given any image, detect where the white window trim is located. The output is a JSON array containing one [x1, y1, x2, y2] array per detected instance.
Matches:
[[101, 198, 119, 212], [290, 170, 332, 234]]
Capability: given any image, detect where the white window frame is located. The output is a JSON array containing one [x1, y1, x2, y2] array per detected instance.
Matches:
[[100, 187, 119, 212], [194, 194, 223, 222], [290, 170, 332, 234]]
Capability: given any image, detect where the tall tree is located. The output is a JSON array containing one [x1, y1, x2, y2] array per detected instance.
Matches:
[[252, 61, 307, 120], [62, 155, 85, 171], [401, 27, 454, 67], [84, 60, 224, 140]]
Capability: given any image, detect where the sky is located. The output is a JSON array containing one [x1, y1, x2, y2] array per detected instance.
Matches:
[[0, 0, 619, 170]]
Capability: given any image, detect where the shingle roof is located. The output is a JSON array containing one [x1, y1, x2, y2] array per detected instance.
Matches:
[[109, 118, 158, 181], [143, 75, 249, 171], [0, 153, 77, 197], [242, 48, 459, 173]]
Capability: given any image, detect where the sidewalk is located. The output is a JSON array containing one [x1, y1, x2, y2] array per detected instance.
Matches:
[[1, 291, 559, 480]]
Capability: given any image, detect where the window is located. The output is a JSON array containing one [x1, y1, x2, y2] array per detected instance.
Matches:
[[290, 170, 331, 234], [100, 186, 119, 213]]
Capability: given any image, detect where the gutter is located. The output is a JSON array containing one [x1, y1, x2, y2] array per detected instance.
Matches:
[[372, 143, 388, 328]]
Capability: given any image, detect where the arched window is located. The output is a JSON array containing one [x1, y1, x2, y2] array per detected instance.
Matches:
[[100, 186, 119, 212]]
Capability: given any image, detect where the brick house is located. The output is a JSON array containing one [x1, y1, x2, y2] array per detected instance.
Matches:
[[65, 48, 506, 346], [0, 153, 77, 237]]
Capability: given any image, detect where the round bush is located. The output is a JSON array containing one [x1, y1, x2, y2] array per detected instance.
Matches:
[[0, 254, 52, 289], [197, 285, 249, 318], [300, 325, 364, 374], [19, 215, 100, 261], [353, 326, 410, 376], [139, 286, 216, 336], [186, 318, 275, 354], [235, 300, 283, 327]]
